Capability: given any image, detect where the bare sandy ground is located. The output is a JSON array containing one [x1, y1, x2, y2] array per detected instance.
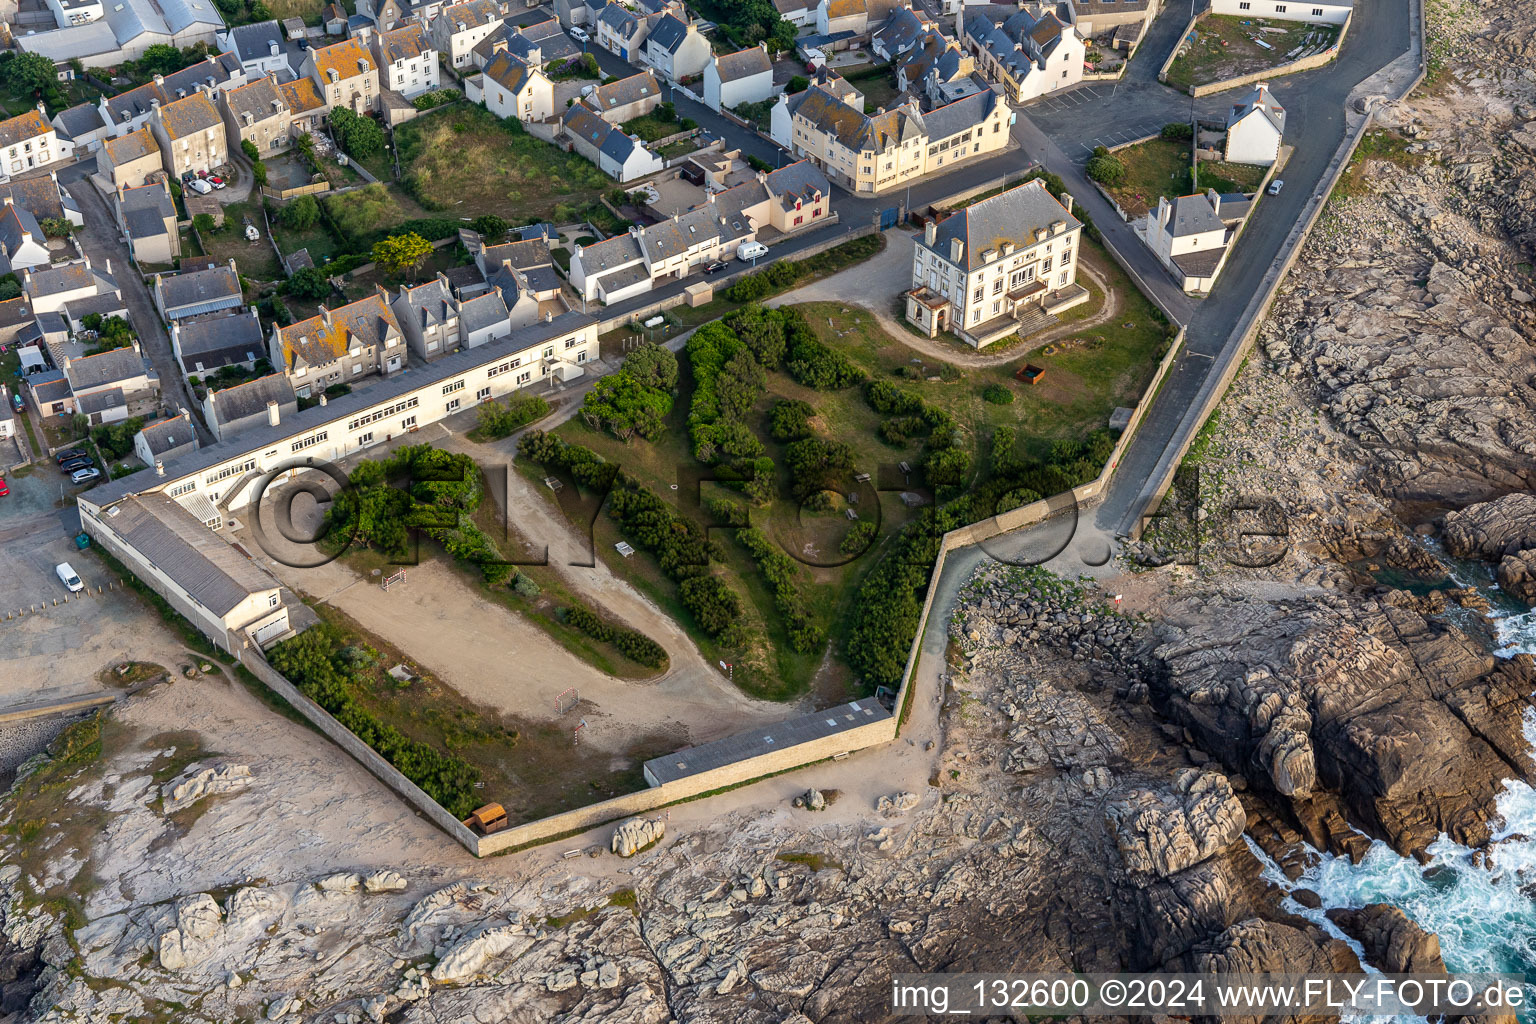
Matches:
[[237, 422, 789, 756]]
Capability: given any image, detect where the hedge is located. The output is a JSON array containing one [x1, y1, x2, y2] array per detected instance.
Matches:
[[736, 527, 824, 653], [268, 627, 480, 817], [563, 606, 667, 668]]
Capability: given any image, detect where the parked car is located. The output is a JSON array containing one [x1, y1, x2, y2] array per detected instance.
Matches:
[[56, 561, 84, 593], [703, 261, 727, 275], [189, 178, 213, 195], [59, 456, 94, 472], [569, 25, 589, 42], [54, 448, 87, 464], [1267, 179, 1284, 196], [0, 478, 8, 497], [297, 37, 309, 49], [736, 240, 769, 262], [10, 391, 22, 413], [209, 175, 226, 188], [69, 467, 100, 485]]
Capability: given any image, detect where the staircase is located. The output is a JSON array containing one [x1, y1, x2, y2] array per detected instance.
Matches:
[[1013, 305, 1058, 339]]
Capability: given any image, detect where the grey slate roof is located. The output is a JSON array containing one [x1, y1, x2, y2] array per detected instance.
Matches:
[[63, 294, 128, 323], [644, 699, 892, 784], [159, 264, 242, 314], [86, 311, 599, 506], [871, 8, 928, 56], [578, 232, 643, 274], [52, 102, 107, 142], [923, 179, 1080, 272], [77, 387, 127, 415], [397, 276, 456, 329], [66, 346, 145, 391], [457, 289, 509, 335], [226, 20, 286, 65], [175, 311, 265, 372], [125, 205, 171, 241], [1227, 84, 1286, 136], [522, 265, 561, 294], [599, 128, 640, 164], [1162, 193, 1226, 238], [209, 372, 296, 426], [224, 76, 287, 125], [26, 260, 97, 298], [103, 493, 282, 616], [137, 413, 199, 458], [0, 204, 43, 255], [586, 71, 660, 115], [713, 46, 771, 83], [482, 52, 535, 94], [764, 160, 829, 210], [594, 261, 650, 294], [920, 87, 995, 142], [645, 13, 690, 54], [0, 177, 70, 222], [482, 238, 550, 272], [27, 370, 70, 405]]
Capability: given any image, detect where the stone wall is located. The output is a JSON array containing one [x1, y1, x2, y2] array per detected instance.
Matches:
[[1188, 14, 1353, 99]]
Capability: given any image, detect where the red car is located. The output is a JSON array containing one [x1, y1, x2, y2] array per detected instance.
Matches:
[[0, 478, 9, 497]]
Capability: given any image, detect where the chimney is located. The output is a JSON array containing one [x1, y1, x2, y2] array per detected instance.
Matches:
[[923, 220, 936, 246], [155, 460, 165, 476], [1206, 187, 1220, 215], [267, 399, 280, 426], [1157, 196, 1171, 227], [948, 236, 963, 265], [1059, 192, 1073, 216]]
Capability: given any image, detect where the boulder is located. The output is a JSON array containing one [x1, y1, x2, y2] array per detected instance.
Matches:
[[611, 817, 665, 858], [1443, 494, 1536, 562], [160, 764, 253, 814], [431, 925, 529, 983], [1326, 904, 1445, 974], [317, 872, 362, 893], [876, 792, 920, 815], [804, 788, 826, 811], [363, 870, 408, 894], [1105, 771, 1245, 878]]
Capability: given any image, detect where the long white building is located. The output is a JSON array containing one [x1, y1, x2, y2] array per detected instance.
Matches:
[[78, 312, 599, 653]]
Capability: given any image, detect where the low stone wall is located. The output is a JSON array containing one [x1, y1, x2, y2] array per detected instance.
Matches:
[[1162, 12, 1352, 98], [1189, 13, 1352, 98], [921, 163, 1042, 215], [886, 325, 1187, 722], [239, 650, 486, 852], [475, 713, 895, 855]]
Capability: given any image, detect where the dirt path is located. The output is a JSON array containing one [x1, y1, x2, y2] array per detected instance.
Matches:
[[768, 229, 1122, 368]]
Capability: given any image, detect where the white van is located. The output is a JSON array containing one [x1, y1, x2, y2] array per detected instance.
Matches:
[[569, 25, 589, 42], [736, 240, 769, 262], [56, 561, 84, 593]]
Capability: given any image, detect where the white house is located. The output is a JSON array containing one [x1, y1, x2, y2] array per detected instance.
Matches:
[[638, 13, 712, 83], [904, 178, 1087, 347], [1138, 189, 1254, 293], [17, 0, 225, 68], [0, 107, 63, 183], [1210, 0, 1352, 25], [372, 23, 440, 99], [561, 105, 663, 183], [431, 0, 507, 70], [1224, 82, 1285, 166], [0, 202, 53, 276], [961, 4, 1085, 103], [218, 19, 290, 77], [469, 53, 555, 122], [703, 45, 774, 113]]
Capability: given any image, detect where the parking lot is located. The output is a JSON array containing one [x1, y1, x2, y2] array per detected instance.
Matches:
[[1026, 84, 1174, 157]]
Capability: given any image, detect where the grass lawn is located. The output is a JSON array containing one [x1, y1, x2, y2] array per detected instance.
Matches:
[[1164, 14, 1340, 91], [1100, 136, 1192, 218], [395, 104, 611, 224], [657, 138, 703, 160], [320, 182, 434, 249], [858, 75, 901, 113], [533, 233, 1168, 701], [197, 201, 283, 280], [620, 114, 684, 143], [270, 213, 345, 265], [306, 602, 670, 828], [1196, 160, 1267, 194]]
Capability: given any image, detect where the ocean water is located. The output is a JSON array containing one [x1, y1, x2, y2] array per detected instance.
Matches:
[[1256, 557, 1536, 1005]]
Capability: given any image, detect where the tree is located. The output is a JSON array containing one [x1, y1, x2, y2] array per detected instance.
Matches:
[[251, 160, 268, 187], [1086, 154, 1126, 186], [280, 194, 320, 230], [371, 231, 433, 279], [330, 107, 386, 160], [137, 44, 189, 79], [472, 214, 508, 239], [621, 343, 677, 392], [241, 139, 260, 161], [581, 373, 671, 440], [39, 218, 73, 238], [286, 265, 332, 300], [192, 212, 217, 235], [787, 75, 809, 94], [0, 52, 65, 109]]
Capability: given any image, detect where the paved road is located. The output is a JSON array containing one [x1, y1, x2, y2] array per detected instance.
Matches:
[[1019, 0, 1414, 540], [71, 183, 215, 447]]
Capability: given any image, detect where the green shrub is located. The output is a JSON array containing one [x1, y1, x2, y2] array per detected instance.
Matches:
[[981, 382, 1014, 405], [471, 392, 549, 440], [1086, 154, 1126, 186], [512, 571, 541, 598], [736, 527, 824, 653], [1161, 121, 1194, 141], [269, 627, 480, 816], [839, 519, 877, 556], [685, 321, 766, 463], [563, 606, 667, 668], [768, 399, 814, 441]]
